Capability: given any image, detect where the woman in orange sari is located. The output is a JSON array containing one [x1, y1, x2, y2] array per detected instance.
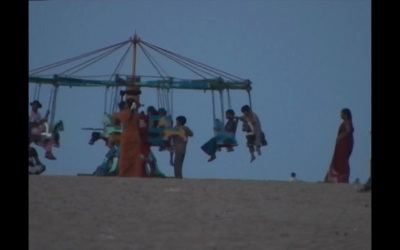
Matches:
[[113, 98, 143, 177], [324, 108, 354, 183]]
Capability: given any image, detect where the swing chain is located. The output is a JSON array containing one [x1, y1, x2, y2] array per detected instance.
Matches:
[[33, 84, 38, 100], [33, 83, 42, 100], [38, 84, 41, 100], [156, 83, 161, 109], [49, 85, 59, 127], [246, 87, 253, 110], [245, 81, 253, 110], [104, 86, 109, 114], [227, 89, 232, 110], [169, 78, 174, 118], [211, 90, 216, 135], [108, 86, 114, 114], [219, 89, 225, 125], [47, 87, 53, 111], [165, 89, 170, 114], [112, 86, 120, 113]]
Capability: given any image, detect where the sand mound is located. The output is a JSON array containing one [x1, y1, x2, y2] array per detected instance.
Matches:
[[29, 176, 371, 250]]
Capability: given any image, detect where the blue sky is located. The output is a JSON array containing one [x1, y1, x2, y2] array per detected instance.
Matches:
[[29, 1, 371, 182]]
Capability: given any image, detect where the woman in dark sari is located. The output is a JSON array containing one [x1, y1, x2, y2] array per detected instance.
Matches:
[[324, 108, 354, 183]]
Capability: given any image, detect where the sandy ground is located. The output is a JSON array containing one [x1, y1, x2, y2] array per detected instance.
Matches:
[[29, 176, 371, 250]]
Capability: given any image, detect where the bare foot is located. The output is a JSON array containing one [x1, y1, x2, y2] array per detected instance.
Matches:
[[250, 155, 256, 163], [45, 152, 56, 160], [208, 155, 216, 162]]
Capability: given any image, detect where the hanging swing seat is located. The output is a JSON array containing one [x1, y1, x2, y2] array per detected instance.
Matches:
[[147, 115, 167, 146], [41, 121, 64, 139], [147, 115, 173, 133], [102, 114, 113, 126], [40, 122, 52, 140], [147, 128, 187, 145], [104, 126, 122, 137], [34, 120, 64, 146], [146, 115, 187, 146], [158, 115, 173, 128], [214, 118, 239, 147], [162, 127, 187, 141], [90, 147, 166, 177], [102, 113, 122, 137], [84, 114, 121, 146], [106, 146, 120, 175], [92, 145, 119, 176]]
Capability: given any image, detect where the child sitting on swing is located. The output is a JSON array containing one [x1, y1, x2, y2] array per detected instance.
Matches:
[[238, 105, 268, 163], [158, 108, 175, 166], [29, 100, 57, 160], [157, 108, 171, 128], [201, 109, 237, 162], [147, 106, 159, 128]]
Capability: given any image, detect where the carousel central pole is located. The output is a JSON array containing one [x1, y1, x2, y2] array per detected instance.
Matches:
[[132, 32, 137, 77], [125, 32, 141, 104]]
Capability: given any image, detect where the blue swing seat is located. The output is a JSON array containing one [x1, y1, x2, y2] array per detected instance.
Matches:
[[147, 115, 177, 146], [213, 118, 239, 147]]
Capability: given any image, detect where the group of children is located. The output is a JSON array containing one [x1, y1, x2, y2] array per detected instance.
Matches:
[[142, 103, 267, 178], [29, 98, 265, 178], [140, 105, 193, 179], [137, 103, 268, 178]]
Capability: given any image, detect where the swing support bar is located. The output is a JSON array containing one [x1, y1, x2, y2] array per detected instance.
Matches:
[[29, 75, 251, 91]]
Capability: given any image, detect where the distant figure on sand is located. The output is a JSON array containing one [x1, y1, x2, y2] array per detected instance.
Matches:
[[289, 172, 299, 181], [113, 98, 143, 177], [324, 108, 354, 183], [238, 105, 267, 163]]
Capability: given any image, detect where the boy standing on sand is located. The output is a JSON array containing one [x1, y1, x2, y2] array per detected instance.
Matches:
[[171, 116, 193, 178]]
